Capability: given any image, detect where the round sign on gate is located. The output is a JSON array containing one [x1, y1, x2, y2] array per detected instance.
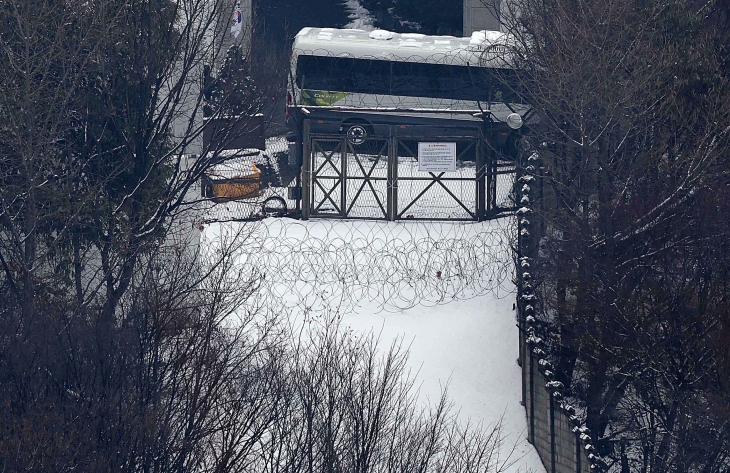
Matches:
[[346, 125, 368, 145]]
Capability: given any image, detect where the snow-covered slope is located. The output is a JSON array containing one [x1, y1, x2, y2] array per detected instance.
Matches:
[[202, 217, 545, 472]]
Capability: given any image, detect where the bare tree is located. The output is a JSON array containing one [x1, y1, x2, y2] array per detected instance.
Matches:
[[0, 0, 283, 319], [499, 0, 730, 468], [0, 0, 285, 470], [0, 219, 290, 471], [259, 319, 524, 473]]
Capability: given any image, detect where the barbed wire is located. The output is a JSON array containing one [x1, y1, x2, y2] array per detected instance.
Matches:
[[201, 216, 516, 319], [196, 33, 524, 318]]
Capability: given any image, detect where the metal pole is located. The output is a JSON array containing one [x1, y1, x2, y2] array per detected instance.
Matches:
[[301, 119, 311, 220], [341, 138, 347, 217], [476, 128, 486, 221], [529, 347, 535, 443], [387, 127, 398, 221], [484, 130, 495, 217]]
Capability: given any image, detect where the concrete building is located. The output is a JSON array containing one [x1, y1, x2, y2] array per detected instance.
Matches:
[[171, 0, 253, 155], [463, 0, 501, 34]]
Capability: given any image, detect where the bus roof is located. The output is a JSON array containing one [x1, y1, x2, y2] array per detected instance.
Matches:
[[292, 27, 514, 68]]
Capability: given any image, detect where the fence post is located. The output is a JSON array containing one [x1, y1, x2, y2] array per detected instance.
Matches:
[[476, 128, 486, 220], [489, 143, 498, 213], [387, 127, 398, 221], [529, 348, 535, 443], [341, 138, 347, 217], [301, 119, 311, 220], [550, 391, 556, 473], [520, 150, 543, 256], [485, 133, 494, 216]]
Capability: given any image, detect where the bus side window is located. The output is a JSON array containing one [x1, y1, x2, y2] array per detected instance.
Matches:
[[390, 62, 434, 98], [349, 59, 390, 95], [452, 66, 476, 101], [294, 54, 520, 104], [297, 56, 345, 90], [489, 68, 522, 104]]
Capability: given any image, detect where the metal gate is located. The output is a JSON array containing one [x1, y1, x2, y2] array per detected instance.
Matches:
[[300, 121, 517, 221]]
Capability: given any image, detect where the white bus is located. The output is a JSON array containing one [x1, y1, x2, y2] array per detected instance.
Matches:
[[286, 27, 527, 140]]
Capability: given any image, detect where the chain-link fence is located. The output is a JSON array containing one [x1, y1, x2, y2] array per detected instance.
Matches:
[[199, 125, 518, 223], [300, 120, 518, 221]]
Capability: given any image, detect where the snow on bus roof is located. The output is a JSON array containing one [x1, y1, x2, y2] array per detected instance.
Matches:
[[292, 27, 514, 68]]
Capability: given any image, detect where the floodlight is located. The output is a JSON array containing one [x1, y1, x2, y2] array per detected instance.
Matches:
[[507, 113, 523, 130]]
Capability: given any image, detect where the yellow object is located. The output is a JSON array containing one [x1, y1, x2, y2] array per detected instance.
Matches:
[[211, 163, 262, 201]]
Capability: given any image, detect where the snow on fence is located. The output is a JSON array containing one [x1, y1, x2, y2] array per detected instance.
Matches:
[[516, 153, 608, 473]]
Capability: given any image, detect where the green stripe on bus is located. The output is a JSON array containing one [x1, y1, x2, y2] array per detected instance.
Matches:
[[301, 90, 350, 106]]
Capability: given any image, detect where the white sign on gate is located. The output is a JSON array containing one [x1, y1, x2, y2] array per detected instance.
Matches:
[[418, 142, 457, 172]]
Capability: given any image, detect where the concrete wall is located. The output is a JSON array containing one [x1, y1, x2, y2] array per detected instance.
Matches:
[[463, 0, 501, 34], [523, 347, 592, 473], [171, 0, 254, 155]]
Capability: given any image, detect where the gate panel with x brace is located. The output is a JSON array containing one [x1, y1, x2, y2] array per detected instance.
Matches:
[[301, 120, 514, 221]]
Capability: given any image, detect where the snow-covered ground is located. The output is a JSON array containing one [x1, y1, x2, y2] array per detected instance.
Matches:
[[196, 2, 544, 468], [201, 217, 545, 472]]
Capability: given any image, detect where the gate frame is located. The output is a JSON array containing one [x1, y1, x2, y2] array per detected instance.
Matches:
[[300, 117, 515, 221]]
